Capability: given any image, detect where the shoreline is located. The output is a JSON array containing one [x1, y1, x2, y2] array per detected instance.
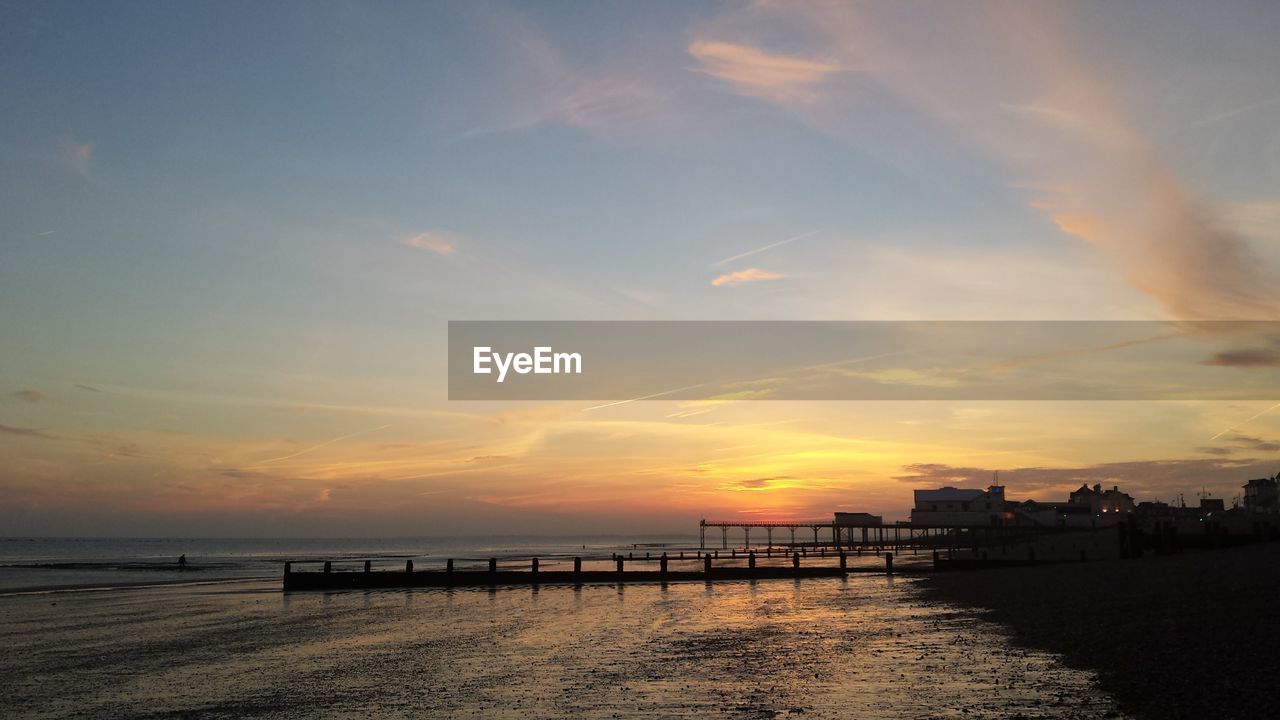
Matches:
[[922, 541, 1280, 720], [0, 575, 274, 597]]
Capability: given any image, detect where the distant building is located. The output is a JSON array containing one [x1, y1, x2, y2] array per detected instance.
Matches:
[[1243, 477, 1279, 514], [1010, 499, 1094, 527], [833, 512, 883, 526], [1068, 484, 1135, 517], [908, 482, 1135, 528], [1199, 498, 1226, 514], [910, 485, 1009, 526]]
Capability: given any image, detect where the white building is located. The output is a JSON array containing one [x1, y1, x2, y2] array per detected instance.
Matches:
[[910, 485, 1010, 526]]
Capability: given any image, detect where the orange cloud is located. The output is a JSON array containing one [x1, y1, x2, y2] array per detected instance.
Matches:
[[402, 231, 457, 256], [711, 267, 784, 286], [688, 41, 843, 101]]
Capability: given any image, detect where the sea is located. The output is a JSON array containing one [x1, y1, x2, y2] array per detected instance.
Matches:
[[0, 535, 699, 593], [0, 537, 1130, 718]]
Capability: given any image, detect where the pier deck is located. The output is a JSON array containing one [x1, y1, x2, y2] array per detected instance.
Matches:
[[283, 566, 853, 591]]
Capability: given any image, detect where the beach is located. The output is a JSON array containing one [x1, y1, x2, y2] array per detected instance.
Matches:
[[1, 572, 1126, 719], [924, 542, 1280, 720]]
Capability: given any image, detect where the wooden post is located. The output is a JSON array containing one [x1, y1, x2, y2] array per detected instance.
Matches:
[[748, 551, 756, 570], [447, 559, 454, 573], [323, 561, 331, 574], [405, 559, 413, 573], [704, 554, 712, 577], [616, 557, 624, 575], [792, 552, 800, 573], [488, 558, 497, 574], [284, 561, 291, 575], [363, 560, 371, 573], [532, 557, 539, 574], [885, 552, 893, 575], [932, 550, 939, 569], [839, 552, 847, 571], [660, 552, 668, 575]]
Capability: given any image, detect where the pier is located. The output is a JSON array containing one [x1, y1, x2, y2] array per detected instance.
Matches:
[[699, 518, 1062, 552], [282, 551, 889, 591]]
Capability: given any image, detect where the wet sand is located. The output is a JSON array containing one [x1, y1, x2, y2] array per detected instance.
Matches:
[[1, 575, 1126, 719], [924, 542, 1280, 720]]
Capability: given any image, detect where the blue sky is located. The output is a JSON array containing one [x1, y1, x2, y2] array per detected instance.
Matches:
[[3, 1, 1280, 535]]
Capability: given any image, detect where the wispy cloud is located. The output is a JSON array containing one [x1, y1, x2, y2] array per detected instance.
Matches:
[[694, 3, 1280, 319], [711, 267, 784, 286], [0, 423, 52, 439], [401, 231, 458, 256], [711, 230, 818, 267], [14, 389, 46, 403], [57, 137, 94, 176], [1202, 348, 1280, 367], [689, 41, 844, 102], [457, 7, 670, 138]]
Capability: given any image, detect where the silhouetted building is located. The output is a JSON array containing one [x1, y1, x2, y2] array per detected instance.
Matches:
[[1068, 484, 1135, 517], [1199, 497, 1225, 514], [910, 485, 1009, 526], [833, 512, 882, 526], [1243, 476, 1279, 514]]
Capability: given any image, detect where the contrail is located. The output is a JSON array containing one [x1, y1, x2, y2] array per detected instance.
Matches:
[[1209, 402, 1280, 441], [711, 230, 818, 267], [583, 384, 706, 411], [249, 424, 392, 466], [1191, 94, 1280, 128]]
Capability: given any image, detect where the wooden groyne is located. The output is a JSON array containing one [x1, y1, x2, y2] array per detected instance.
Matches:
[[282, 552, 883, 591]]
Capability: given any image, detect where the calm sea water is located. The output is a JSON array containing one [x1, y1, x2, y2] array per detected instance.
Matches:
[[0, 536, 697, 593]]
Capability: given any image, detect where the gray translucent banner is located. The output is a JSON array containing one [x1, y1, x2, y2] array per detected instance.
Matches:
[[448, 321, 1280, 401]]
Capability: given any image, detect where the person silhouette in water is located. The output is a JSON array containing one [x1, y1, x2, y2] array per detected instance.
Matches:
[[178, 554, 187, 569]]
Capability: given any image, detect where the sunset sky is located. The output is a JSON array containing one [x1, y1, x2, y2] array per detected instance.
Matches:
[[4, 1, 1280, 536]]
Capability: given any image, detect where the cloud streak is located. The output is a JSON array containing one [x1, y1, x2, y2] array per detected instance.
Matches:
[[711, 230, 818, 267], [711, 267, 784, 286]]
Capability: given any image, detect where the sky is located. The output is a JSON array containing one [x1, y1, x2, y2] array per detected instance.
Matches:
[[3, 0, 1280, 536]]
